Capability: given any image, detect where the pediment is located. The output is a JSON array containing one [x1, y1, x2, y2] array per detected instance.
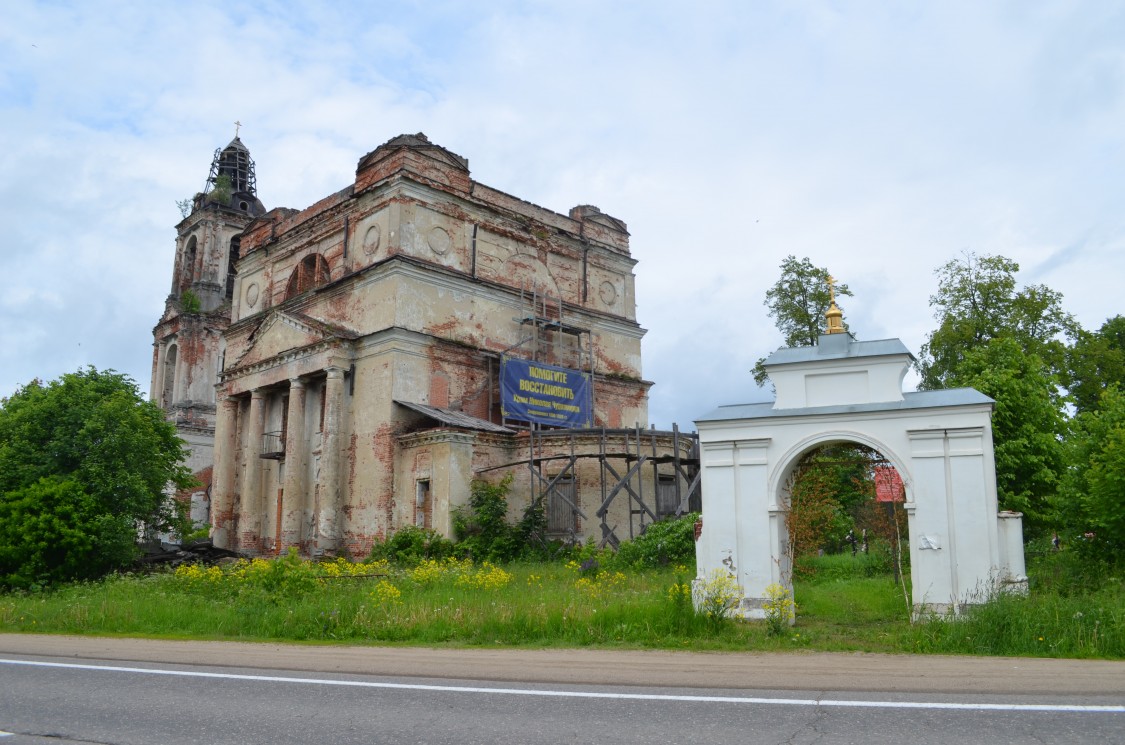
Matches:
[[233, 311, 355, 369], [585, 212, 628, 234], [357, 133, 469, 176]]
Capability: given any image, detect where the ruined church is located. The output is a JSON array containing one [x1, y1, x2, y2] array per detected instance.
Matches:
[[152, 133, 698, 557]]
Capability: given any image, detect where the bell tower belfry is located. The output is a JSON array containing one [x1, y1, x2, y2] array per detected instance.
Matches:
[[151, 128, 267, 511]]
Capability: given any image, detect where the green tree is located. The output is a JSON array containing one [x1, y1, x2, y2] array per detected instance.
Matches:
[[785, 459, 850, 558], [754, 256, 852, 385], [783, 444, 888, 558], [0, 368, 193, 588], [917, 252, 1076, 390], [946, 338, 1065, 530], [1065, 315, 1125, 415], [1057, 386, 1125, 560]]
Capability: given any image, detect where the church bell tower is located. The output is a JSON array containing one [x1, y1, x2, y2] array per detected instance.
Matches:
[[150, 128, 267, 514]]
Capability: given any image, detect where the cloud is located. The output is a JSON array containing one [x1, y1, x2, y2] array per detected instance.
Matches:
[[1, 0, 1122, 429]]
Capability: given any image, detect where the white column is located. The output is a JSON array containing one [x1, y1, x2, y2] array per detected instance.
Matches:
[[281, 378, 306, 552], [238, 389, 266, 554], [316, 367, 345, 555], [210, 393, 240, 549]]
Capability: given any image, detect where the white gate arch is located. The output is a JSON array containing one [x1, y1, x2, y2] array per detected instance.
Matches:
[[694, 333, 1027, 619]]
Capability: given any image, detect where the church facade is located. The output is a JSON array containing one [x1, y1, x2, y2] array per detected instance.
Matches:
[[153, 133, 697, 557]]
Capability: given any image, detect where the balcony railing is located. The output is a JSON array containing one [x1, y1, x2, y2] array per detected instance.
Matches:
[[261, 431, 285, 459]]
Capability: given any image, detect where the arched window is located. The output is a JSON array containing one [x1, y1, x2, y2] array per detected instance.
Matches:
[[226, 236, 241, 300], [162, 344, 178, 408], [284, 254, 330, 300], [179, 236, 197, 294]]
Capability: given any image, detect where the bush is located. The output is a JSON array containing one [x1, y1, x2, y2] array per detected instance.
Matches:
[[763, 583, 797, 636], [208, 173, 232, 205], [452, 476, 521, 563], [1028, 537, 1120, 596], [612, 513, 698, 569], [240, 548, 319, 600], [0, 477, 136, 589], [692, 568, 741, 626], [180, 289, 202, 314], [367, 525, 455, 566]]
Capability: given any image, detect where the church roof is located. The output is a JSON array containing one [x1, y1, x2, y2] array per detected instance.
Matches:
[[395, 400, 515, 434], [763, 335, 914, 368], [222, 136, 250, 153], [696, 388, 994, 423]]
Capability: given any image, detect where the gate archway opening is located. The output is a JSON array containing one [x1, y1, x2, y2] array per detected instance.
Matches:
[[778, 439, 913, 620]]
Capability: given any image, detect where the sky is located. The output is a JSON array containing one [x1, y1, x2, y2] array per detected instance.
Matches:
[[1, 1, 1122, 430]]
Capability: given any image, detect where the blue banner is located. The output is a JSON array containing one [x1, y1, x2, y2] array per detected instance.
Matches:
[[500, 357, 591, 428]]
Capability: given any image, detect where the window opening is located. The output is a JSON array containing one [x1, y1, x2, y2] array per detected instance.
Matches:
[[415, 479, 432, 529], [318, 384, 326, 432], [547, 475, 577, 534], [284, 254, 331, 300], [656, 474, 678, 517], [179, 236, 197, 294], [226, 236, 241, 300], [161, 344, 177, 409]]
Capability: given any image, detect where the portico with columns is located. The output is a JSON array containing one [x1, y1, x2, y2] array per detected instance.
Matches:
[[211, 315, 354, 555]]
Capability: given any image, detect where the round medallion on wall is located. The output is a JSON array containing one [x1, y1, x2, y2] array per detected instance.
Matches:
[[426, 226, 451, 256], [246, 282, 260, 308], [362, 224, 381, 255], [599, 280, 618, 307]]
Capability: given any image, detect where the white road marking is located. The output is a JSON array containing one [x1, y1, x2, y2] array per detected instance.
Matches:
[[1, 657, 1121, 713]]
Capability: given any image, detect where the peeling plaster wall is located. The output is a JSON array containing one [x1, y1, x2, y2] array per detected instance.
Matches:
[[208, 134, 663, 557], [152, 202, 258, 494]]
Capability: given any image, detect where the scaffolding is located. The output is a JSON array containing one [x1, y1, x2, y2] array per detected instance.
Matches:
[[205, 138, 258, 196], [482, 287, 701, 548], [477, 425, 701, 548]]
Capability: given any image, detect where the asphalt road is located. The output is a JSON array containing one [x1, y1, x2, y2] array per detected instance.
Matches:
[[2, 633, 1123, 694], [1, 635, 1123, 744]]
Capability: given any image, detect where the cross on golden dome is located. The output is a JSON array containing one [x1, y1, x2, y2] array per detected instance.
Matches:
[[825, 274, 845, 334]]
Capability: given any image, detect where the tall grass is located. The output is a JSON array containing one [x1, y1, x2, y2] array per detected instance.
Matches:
[[906, 548, 1124, 658], [0, 557, 758, 649], [1, 550, 1121, 658], [908, 584, 1123, 657]]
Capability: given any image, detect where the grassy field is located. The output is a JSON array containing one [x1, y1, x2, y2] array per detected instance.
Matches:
[[1, 550, 1121, 658]]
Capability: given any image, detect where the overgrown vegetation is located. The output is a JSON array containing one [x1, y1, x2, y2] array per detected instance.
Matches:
[[388, 475, 699, 569], [179, 289, 202, 313], [908, 545, 1123, 658], [451, 475, 526, 562], [613, 510, 697, 568], [367, 525, 455, 565], [1, 490, 1119, 658], [0, 368, 194, 590], [1, 545, 1119, 658], [208, 173, 232, 205]]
